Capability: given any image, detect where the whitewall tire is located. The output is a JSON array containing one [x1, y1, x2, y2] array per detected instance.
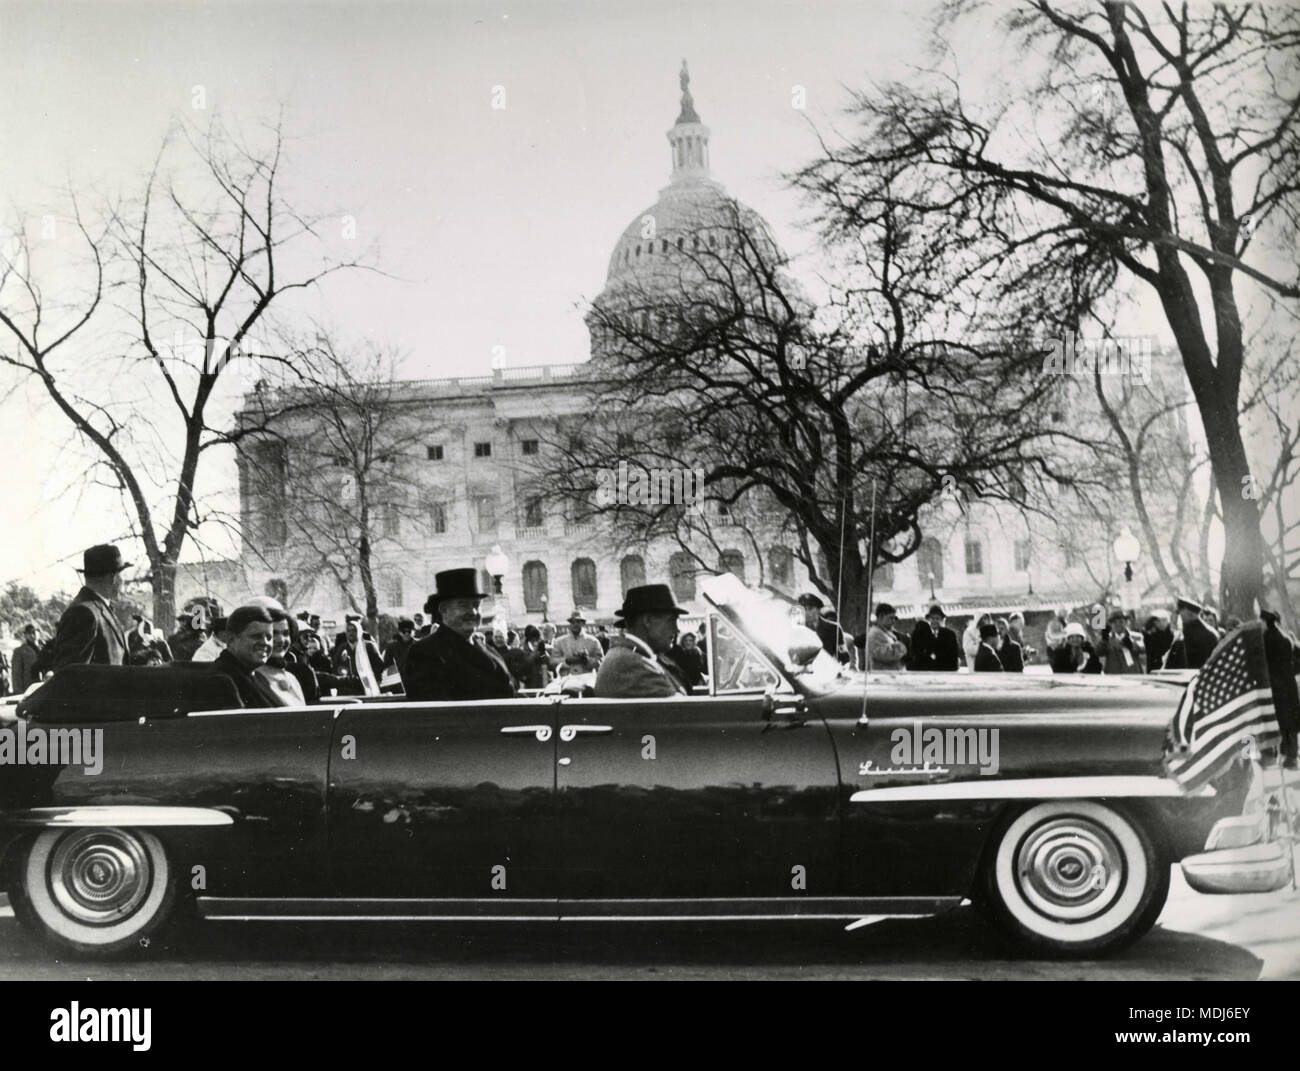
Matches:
[[11, 827, 176, 957], [981, 800, 1168, 956]]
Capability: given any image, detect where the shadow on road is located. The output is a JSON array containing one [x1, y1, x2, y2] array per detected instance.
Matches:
[[0, 905, 1264, 980]]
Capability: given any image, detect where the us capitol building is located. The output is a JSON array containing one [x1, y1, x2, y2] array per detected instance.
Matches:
[[207, 66, 1182, 633]]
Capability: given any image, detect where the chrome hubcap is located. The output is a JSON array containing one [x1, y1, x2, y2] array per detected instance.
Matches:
[[1016, 818, 1123, 919], [48, 830, 151, 924]]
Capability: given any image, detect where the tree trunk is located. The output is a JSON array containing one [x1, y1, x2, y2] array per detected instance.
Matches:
[[357, 531, 378, 632], [151, 556, 178, 631], [1217, 473, 1265, 619]]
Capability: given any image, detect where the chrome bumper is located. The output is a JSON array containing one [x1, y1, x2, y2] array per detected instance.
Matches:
[[1180, 763, 1295, 895]]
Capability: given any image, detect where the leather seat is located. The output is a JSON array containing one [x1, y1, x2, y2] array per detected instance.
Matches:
[[18, 664, 242, 723]]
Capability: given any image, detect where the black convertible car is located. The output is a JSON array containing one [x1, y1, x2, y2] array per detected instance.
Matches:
[[0, 575, 1285, 958]]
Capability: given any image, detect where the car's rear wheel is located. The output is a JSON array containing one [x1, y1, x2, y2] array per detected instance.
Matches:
[[11, 827, 176, 957], [980, 800, 1168, 956]]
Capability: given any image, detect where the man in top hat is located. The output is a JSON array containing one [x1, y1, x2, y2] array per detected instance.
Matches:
[[909, 603, 961, 671], [594, 585, 690, 698], [1163, 596, 1219, 670], [46, 544, 133, 671], [402, 569, 516, 701], [555, 610, 604, 675]]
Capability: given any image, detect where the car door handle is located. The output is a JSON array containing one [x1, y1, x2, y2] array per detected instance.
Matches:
[[501, 724, 552, 741], [559, 724, 612, 741]]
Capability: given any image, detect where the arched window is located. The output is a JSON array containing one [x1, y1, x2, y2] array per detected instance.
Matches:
[[265, 578, 288, 605], [768, 547, 792, 588], [620, 555, 646, 596], [669, 551, 697, 603], [719, 549, 746, 582], [522, 561, 549, 613], [917, 536, 944, 588], [571, 558, 598, 607]]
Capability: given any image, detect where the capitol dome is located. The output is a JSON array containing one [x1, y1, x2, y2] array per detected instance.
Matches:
[[599, 62, 784, 297]]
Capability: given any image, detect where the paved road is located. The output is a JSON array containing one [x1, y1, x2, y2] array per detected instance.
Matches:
[[1, 867, 1296, 980]]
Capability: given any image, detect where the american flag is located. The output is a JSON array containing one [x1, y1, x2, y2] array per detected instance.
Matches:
[[1165, 622, 1279, 793]]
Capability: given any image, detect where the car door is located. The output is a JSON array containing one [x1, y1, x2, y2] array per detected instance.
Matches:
[[327, 699, 558, 902], [553, 622, 840, 903]]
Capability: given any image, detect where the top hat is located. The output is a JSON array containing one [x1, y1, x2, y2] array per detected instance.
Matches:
[[615, 584, 688, 624], [1175, 596, 1203, 614], [423, 568, 488, 614], [796, 592, 825, 609], [77, 544, 131, 575]]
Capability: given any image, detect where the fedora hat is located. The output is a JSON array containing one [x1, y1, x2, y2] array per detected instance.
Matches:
[[567, 610, 587, 624], [77, 544, 131, 575], [1175, 595, 1203, 614], [423, 568, 488, 614], [615, 584, 688, 624]]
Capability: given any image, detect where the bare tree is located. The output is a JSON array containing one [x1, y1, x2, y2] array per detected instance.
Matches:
[[0, 116, 371, 623], [237, 336, 439, 630], [794, 1, 1300, 618], [542, 197, 1090, 632]]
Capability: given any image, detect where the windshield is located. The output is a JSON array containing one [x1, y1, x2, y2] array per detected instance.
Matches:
[[700, 573, 851, 696]]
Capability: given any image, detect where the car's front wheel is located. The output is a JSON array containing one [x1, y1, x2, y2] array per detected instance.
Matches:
[[980, 800, 1168, 956], [10, 827, 176, 957]]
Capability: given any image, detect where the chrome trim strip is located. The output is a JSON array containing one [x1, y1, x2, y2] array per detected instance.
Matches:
[[850, 776, 1215, 803], [195, 895, 960, 920], [2, 805, 234, 827]]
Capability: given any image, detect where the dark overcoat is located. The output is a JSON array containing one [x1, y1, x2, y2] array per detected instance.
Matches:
[[403, 627, 517, 701]]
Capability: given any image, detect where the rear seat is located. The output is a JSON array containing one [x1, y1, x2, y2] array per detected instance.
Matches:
[[17, 664, 243, 723]]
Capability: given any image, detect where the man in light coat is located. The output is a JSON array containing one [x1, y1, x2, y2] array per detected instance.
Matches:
[[555, 611, 604, 675], [594, 585, 689, 698], [863, 603, 908, 671]]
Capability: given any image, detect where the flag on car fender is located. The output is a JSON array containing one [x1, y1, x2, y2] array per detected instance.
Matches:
[[1164, 621, 1279, 793]]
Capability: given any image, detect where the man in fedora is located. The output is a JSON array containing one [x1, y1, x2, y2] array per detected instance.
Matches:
[[594, 584, 689, 698], [555, 610, 603, 676], [909, 603, 961, 671], [402, 568, 516, 701], [46, 544, 133, 671]]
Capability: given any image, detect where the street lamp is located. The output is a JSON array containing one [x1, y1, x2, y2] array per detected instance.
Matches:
[[1113, 528, 1141, 584], [485, 545, 509, 596]]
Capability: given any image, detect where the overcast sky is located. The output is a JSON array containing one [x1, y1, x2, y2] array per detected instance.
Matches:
[[3, 0, 958, 594]]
